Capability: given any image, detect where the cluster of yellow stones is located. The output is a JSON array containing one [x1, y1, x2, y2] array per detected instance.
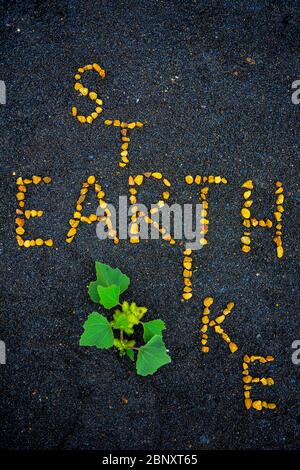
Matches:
[[240, 180, 284, 258], [182, 175, 228, 301], [128, 172, 174, 244], [274, 182, 284, 258], [15, 176, 53, 247], [185, 174, 228, 246], [72, 63, 105, 124], [104, 120, 144, 168], [66, 175, 119, 244], [201, 297, 238, 353], [243, 355, 277, 411], [182, 248, 193, 300]]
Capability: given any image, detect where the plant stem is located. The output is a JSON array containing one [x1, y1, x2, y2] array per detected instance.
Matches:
[[120, 329, 124, 342]]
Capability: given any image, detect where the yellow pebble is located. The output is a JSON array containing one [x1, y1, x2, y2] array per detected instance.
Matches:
[[45, 239, 53, 247], [243, 376, 252, 384], [241, 236, 251, 245], [134, 175, 144, 186], [15, 218, 24, 226], [242, 245, 251, 253], [77, 115, 86, 123], [242, 180, 253, 189], [16, 226, 25, 235], [32, 175, 41, 184], [36, 238, 44, 246], [183, 262, 192, 270], [80, 87, 89, 96], [252, 400, 262, 411], [130, 223, 139, 235], [244, 398, 252, 410], [86, 116, 93, 124], [204, 296, 213, 307], [24, 240, 31, 248], [68, 228, 77, 237], [87, 175, 95, 185], [229, 342, 238, 353], [72, 107, 77, 117], [215, 315, 225, 324], [277, 246, 284, 258], [74, 82, 83, 91], [185, 175, 194, 184], [92, 63, 101, 73], [183, 286, 192, 293], [243, 190, 252, 199], [267, 403, 277, 410], [152, 172, 162, 179], [16, 237, 24, 246], [276, 194, 284, 205], [96, 107, 103, 114], [241, 208, 251, 219], [89, 91, 97, 100]]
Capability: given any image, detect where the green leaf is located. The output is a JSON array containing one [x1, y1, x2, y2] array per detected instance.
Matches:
[[80, 312, 114, 349], [95, 261, 130, 293], [113, 313, 130, 330], [113, 338, 122, 349], [88, 262, 130, 303], [97, 284, 120, 309], [136, 335, 171, 376], [88, 281, 99, 302], [121, 302, 147, 331], [143, 319, 166, 343], [126, 349, 135, 361]]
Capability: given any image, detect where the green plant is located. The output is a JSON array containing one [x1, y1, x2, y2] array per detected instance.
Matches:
[[79, 261, 171, 376]]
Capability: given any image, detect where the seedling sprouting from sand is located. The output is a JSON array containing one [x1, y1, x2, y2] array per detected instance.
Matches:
[[79, 261, 171, 376]]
